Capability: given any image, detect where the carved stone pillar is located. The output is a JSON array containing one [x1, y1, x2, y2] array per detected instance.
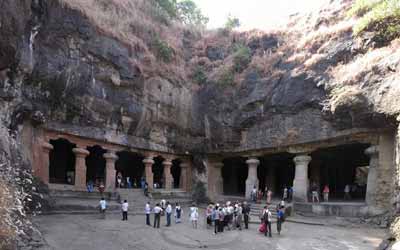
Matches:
[[245, 158, 260, 199], [41, 141, 54, 184], [143, 156, 155, 191], [365, 146, 379, 206], [163, 159, 173, 190], [293, 155, 312, 202], [103, 151, 118, 191], [180, 162, 190, 191], [73, 147, 90, 191]]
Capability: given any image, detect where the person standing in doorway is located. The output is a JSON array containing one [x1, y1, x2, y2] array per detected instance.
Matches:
[[323, 185, 330, 202], [311, 183, 320, 203], [344, 184, 351, 200], [243, 201, 250, 229], [117, 172, 122, 188], [99, 197, 107, 219], [175, 203, 182, 223], [165, 202, 172, 227], [153, 203, 162, 228], [145, 202, 151, 226], [121, 200, 129, 221], [189, 203, 199, 229], [283, 186, 288, 201]]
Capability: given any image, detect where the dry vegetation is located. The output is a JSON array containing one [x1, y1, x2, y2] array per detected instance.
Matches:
[[0, 174, 15, 249]]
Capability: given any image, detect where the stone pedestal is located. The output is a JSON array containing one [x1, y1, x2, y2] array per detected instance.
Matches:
[[73, 147, 90, 191], [293, 155, 311, 202], [41, 141, 53, 184], [365, 146, 379, 207], [163, 160, 173, 190], [245, 158, 260, 199], [143, 157, 155, 191], [180, 162, 190, 191], [103, 152, 118, 191]]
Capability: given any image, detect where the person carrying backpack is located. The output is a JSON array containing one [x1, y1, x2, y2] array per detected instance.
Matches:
[[277, 207, 285, 235]]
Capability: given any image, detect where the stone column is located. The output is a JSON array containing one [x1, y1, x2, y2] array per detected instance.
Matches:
[[214, 163, 224, 196], [41, 141, 54, 184], [365, 146, 379, 206], [73, 147, 90, 191], [163, 159, 173, 191], [103, 151, 118, 191], [245, 158, 260, 199], [143, 156, 155, 191], [293, 155, 311, 202], [180, 162, 190, 191]]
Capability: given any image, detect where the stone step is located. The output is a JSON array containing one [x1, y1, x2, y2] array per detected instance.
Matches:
[[49, 190, 117, 200]]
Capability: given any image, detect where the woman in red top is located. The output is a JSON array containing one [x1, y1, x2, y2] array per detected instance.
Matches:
[[323, 185, 330, 202]]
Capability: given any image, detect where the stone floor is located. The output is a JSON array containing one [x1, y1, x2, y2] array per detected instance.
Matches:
[[34, 212, 386, 250]]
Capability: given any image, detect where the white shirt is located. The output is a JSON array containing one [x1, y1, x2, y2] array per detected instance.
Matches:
[[153, 206, 162, 214], [100, 200, 107, 210], [165, 204, 172, 214], [121, 202, 129, 212], [145, 204, 151, 214]]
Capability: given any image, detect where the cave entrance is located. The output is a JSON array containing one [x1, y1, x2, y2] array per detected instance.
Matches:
[[152, 156, 164, 189], [222, 157, 248, 196], [115, 151, 145, 188], [49, 138, 76, 185], [85, 145, 106, 185], [311, 143, 370, 201], [171, 159, 181, 189], [258, 152, 295, 198]]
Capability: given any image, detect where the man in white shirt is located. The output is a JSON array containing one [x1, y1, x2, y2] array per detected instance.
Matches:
[[153, 203, 162, 228], [145, 202, 151, 226], [121, 200, 129, 221], [99, 198, 107, 219], [165, 202, 172, 227]]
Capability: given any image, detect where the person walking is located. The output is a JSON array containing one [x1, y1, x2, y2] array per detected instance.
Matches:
[[323, 185, 330, 202], [189, 203, 199, 229], [276, 206, 284, 235], [165, 202, 172, 227], [99, 197, 107, 219], [212, 204, 219, 234], [262, 206, 272, 237], [243, 201, 250, 229], [145, 202, 151, 226], [121, 200, 129, 221], [153, 203, 162, 228], [175, 203, 182, 223]]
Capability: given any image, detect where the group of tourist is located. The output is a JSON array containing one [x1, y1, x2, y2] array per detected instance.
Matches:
[[98, 198, 286, 237], [250, 186, 293, 203], [310, 183, 361, 202]]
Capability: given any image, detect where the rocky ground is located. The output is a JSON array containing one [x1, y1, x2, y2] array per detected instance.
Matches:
[[34, 212, 386, 250]]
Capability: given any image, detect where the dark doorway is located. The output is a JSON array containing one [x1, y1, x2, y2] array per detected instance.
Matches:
[[86, 145, 106, 184], [258, 153, 295, 197], [312, 143, 370, 201], [222, 157, 248, 195], [49, 138, 76, 184], [153, 156, 164, 189], [171, 159, 181, 189], [115, 151, 145, 188]]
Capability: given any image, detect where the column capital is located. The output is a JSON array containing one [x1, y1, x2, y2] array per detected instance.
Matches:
[[162, 160, 173, 166], [103, 152, 118, 161], [293, 155, 312, 165], [365, 146, 379, 156], [41, 141, 54, 152], [143, 157, 155, 165], [72, 147, 90, 156], [246, 158, 260, 166]]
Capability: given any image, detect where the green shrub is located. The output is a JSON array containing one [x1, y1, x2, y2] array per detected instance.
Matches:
[[192, 66, 207, 85], [217, 68, 234, 86], [225, 15, 240, 30], [152, 38, 174, 62], [349, 0, 400, 43], [232, 44, 252, 73]]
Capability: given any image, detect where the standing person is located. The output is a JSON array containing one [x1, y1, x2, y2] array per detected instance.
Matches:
[[153, 203, 162, 228], [267, 190, 273, 204], [206, 204, 213, 229], [264, 186, 269, 198], [283, 186, 288, 201], [311, 183, 320, 203], [165, 202, 172, 227], [212, 204, 219, 235], [121, 200, 129, 221], [276, 206, 285, 235], [323, 185, 330, 202], [126, 177, 131, 189], [145, 202, 151, 226], [174, 203, 182, 223], [144, 182, 149, 196], [117, 172, 122, 188], [344, 184, 351, 200], [242, 201, 250, 229], [98, 181, 105, 195], [140, 177, 145, 189], [218, 207, 224, 232], [87, 180, 94, 193], [236, 203, 243, 230], [99, 197, 107, 219], [189, 204, 199, 229], [262, 206, 272, 237], [288, 186, 293, 202], [251, 186, 257, 202]]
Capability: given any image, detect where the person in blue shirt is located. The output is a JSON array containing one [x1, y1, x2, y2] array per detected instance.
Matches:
[[277, 207, 285, 235]]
